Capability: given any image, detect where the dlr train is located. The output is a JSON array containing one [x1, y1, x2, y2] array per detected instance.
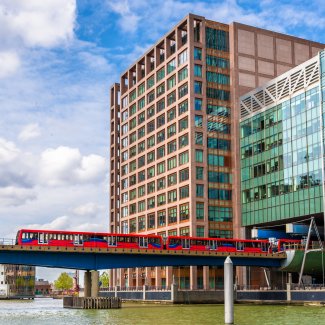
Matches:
[[15, 229, 300, 253]]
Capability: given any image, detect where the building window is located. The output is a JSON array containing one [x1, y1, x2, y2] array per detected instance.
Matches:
[[207, 104, 230, 117], [138, 97, 145, 110], [157, 162, 165, 174], [195, 98, 202, 111], [158, 210, 166, 227], [157, 130, 165, 144], [196, 203, 204, 220], [147, 75, 155, 89], [157, 145, 165, 159], [196, 167, 204, 180], [208, 206, 232, 222], [179, 151, 189, 165], [178, 83, 188, 98], [180, 226, 189, 236], [167, 59, 176, 74], [157, 99, 165, 113], [206, 55, 229, 68], [168, 207, 177, 224], [194, 81, 202, 94], [195, 132, 203, 145], [194, 64, 202, 77], [157, 114, 165, 128], [195, 150, 203, 162], [207, 88, 230, 101], [195, 115, 203, 127], [168, 75, 176, 90], [138, 170, 146, 183], [130, 218, 136, 232], [179, 134, 188, 148], [207, 138, 230, 150], [138, 185, 145, 197], [147, 135, 155, 148], [157, 194, 166, 206], [167, 140, 177, 154], [138, 141, 145, 153], [147, 105, 155, 118], [179, 100, 188, 115], [178, 50, 188, 65], [147, 150, 155, 163], [147, 197, 155, 209], [157, 177, 166, 190], [167, 107, 176, 121], [196, 184, 204, 197], [156, 82, 165, 97], [167, 123, 176, 138], [147, 213, 155, 229], [179, 185, 189, 199], [206, 28, 229, 52], [138, 112, 145, 124], [147, 166, 155, 178], [168, 190, 177, 203], [194, 47, 202, 60], [138, 155, 145, 168], [206, 71, 230, 85], [138, 126, 145, 139], [157, 67, 165, 81], [167, 91, 176, 106], [147, 121, 155, 133], [180, 204, 189, 221], [168, 156, 177, 170], [138, 216, 145, 231], [147, 91, 155, 103], [168, 173, 177, 186], [179, 117, 188, 131], [208, 189, 232, 200], [196, 226, 204, 237], [129, 132, 137, 144], [178, 67, 188, 82], [179, 168, 189, 182], [129, 103, 136, 116]]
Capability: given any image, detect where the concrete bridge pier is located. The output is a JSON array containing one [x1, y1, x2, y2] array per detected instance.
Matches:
[[83, 270, 99, 298]]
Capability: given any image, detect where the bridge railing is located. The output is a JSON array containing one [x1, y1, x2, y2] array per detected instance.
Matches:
[[0, 238, 15, 245], [101, 285, 171, 291]]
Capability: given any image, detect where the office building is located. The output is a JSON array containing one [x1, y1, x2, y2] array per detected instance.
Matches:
[[109, 13, 324, 289]]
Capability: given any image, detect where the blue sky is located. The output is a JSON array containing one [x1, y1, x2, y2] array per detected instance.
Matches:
[[0, 0, 324, 280]]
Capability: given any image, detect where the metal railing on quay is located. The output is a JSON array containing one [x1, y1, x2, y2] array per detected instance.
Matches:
[[291, 283, 325, 290], [100, 285, 171, 292], [0, 238, 15, 245]]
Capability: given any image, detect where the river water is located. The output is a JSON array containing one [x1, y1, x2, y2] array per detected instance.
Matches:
[[0, 298, 324, 325]]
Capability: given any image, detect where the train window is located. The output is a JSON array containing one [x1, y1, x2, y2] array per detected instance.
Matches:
[[236, 242, 244, 251], [22, 233, 26, 239], [58, 234, 61, 240]]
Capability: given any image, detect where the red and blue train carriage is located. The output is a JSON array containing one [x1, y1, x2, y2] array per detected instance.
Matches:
[[166, 236, 270, 253], [15, 229, 284, 253], [16, 229, 163, 250]]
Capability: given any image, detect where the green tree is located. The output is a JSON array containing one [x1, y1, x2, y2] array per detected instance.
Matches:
[[99, 271, 109, 288], [54, 272, 73, 291]]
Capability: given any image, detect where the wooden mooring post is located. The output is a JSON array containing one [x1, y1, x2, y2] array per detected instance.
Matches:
[[63, 296, 121, 309]]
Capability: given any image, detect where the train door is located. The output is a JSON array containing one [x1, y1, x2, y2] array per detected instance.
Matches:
[[236, 241, 244, 251], [108, 236, 117, 246], [139, 237, 148, 248], [209, 240, 217, 250], [38, 233, 48, 244], [74, 234, 83, 246], [181, 238, 190, 249]]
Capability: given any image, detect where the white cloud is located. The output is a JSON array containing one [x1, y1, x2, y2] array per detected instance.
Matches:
[[25, 215, 106, 233], [18, 123, 41, 141], [0, 186, 36, 207], [0, 51, 20, 78], [0, 138, 20, 164], [39, 146, 107, 187], [0, 0, 76, 48], [72, 202, 102, 216]]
